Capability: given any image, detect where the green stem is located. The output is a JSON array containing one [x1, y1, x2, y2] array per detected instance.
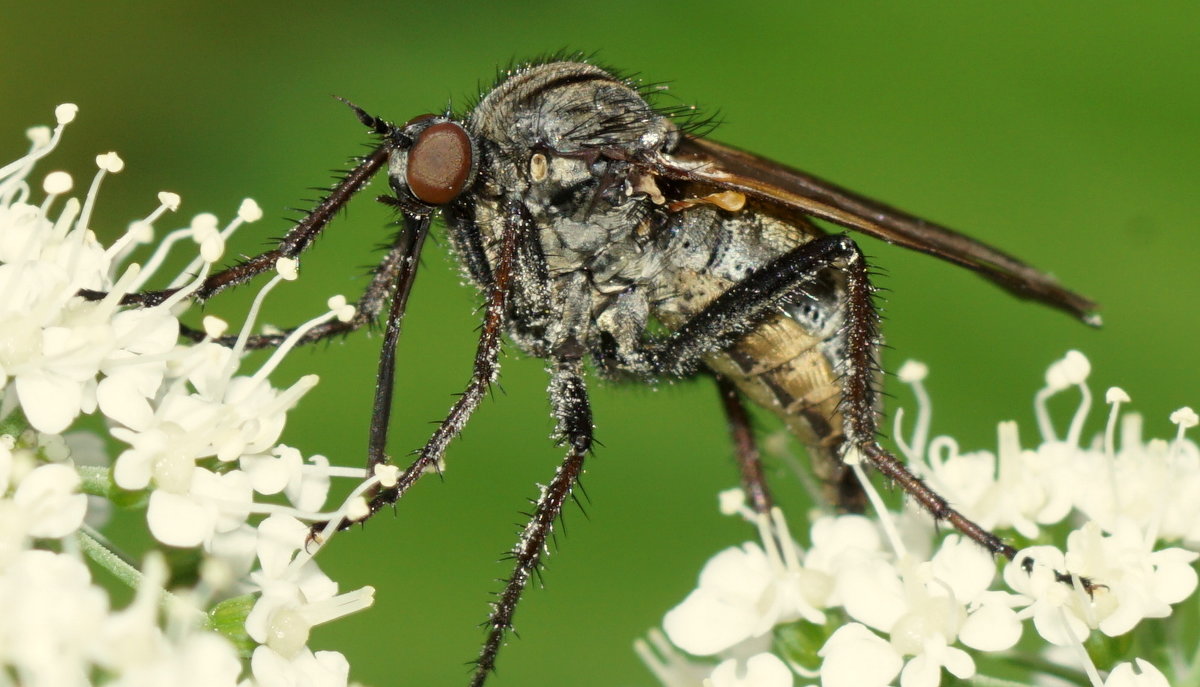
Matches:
[[76, 465, 146, 507], [76, 526, 206, 626], [76, 465, 113, 497], [971, 674, 1052, 687], [1005, 654, 1090, 686]]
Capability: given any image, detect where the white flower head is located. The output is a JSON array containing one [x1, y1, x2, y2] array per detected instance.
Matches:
[[663, 509, 829, 656]]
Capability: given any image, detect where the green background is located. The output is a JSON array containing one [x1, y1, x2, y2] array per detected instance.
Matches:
[[4, 2, 1198, 685]]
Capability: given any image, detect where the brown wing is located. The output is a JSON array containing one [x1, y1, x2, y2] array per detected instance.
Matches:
[[644, 135, 1100, 326]]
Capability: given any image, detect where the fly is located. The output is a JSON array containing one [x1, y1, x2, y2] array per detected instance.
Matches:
[[84, 58, 1099, 685]]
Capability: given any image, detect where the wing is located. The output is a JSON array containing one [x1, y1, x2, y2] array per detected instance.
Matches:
[[643, 135, 1100, 326]]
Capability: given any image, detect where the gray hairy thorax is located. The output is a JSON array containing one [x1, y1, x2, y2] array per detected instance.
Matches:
[[451, 61, 681, 360]]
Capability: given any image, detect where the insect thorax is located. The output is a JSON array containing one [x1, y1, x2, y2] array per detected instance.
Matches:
[[444, 61, 854, 477]]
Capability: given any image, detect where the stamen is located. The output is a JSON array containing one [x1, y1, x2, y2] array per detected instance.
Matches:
[[1103, 388, 1130, 514], [158, 260, 211, 311], [1056, 606, 1104, 687], [105, 191, 181, 263], [851, 459, 907, 559], [49, 197, 80, 244], [39, 171, 72, 216], [373, 464, 399, 488], [202, 316, 229, 340], [997, 421, 1021, 487], [927, 435, 961, 477], [309, 464, 368, 479], [0, 104, 77, 197], [261, 375, 319, 416], [1037, 351, 1091, 444], [1103, 388, 1130, 459], [166, 201, 260, 289], [769, 507, 802, 572], [1170, 407, 1198, 437], [129, 225, 201, 291], [294, 471, 386, 570], [248, 293, 349, 387], [753, 511, 785, 571], [193, 214, 225, 264], [91, 263, 143, 317], [718, 487, 754, 521], [75, 153, 124, 239], [201, 497, 352, 522], [220, 269, 288, 390], [1065, 379, 1093, 451], [296, 585, 376, 628]]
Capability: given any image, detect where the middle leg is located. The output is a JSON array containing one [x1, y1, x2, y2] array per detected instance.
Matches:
[[471, 357, 593, 687]]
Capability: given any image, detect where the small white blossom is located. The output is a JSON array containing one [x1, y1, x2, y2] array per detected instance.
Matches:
[[646, 353, 1200, 687], [250, 645, 350, 687], [0, 107, 376, 685], [1104, 658, 1170, 687], [818, 623, 902, 687], [1063, 520, 1198, 636], [13, 462, 88, 538], [664, 511, 828, 655], [710, 653, 794, 687]]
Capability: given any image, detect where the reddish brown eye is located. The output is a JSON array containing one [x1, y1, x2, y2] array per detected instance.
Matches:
[[406, 122, 473, 205], [404, 113, 438, 127]]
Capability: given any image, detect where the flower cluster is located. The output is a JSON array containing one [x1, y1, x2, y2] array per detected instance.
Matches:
[[0, 106, 384, 685], [640, 354, 1198, 687]]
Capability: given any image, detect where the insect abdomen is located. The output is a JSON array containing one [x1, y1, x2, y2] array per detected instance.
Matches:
[[652, 203, 865, 509]]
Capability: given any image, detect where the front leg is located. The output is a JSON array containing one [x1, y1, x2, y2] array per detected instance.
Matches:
[[326, 198, 529, 530]]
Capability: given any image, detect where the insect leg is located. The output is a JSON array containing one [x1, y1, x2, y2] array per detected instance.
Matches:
[[178, 215, 426, 349], [365, 214, 430, 469], [343, 199, 526, 526], [833, 239, 1020, 558], [472, 357, 593, 687], [77, 144, 392, 307], [715, 375, 773, 514], [645, 234, 1019, 559], [643, 236, 856, 378]]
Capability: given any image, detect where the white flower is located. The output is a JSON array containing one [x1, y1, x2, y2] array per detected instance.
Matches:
[[663, 512, 829, 656], [930, 536, 1022, 652], [649, 353, 1200, 687], [818, 623, 902, 687], [0, 105, 379, 686], [13, 462, 88, 538], [95, 307, 180, 430], [0, 550, 110, 687], [898, 633, 973, 687], [246, 515, 374, 658], [1003, 546, 1091, 646], [1104, 658, 1170, 687], [1063, 520, 1198, 636], [106, 632, 242, 687], [99, 555, 241, 687], [710, 653, 794, 687], [250, 646, 350, 687], [145, 467, 252, 548], [240, 445, 333, 513]]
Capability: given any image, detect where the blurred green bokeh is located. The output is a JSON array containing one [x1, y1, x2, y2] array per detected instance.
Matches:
[[4, 2, 1198, 685]]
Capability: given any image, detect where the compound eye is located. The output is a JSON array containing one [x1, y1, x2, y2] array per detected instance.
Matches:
[[404, 113, 438, 127], [406, 121, 473, 206]]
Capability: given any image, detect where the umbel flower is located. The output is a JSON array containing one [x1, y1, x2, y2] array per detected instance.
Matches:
[[0, 106, 383, 686], [640, 355, 1199, 687]]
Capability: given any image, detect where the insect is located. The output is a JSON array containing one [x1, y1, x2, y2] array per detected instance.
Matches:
[[87, 58, 1098, 685]]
